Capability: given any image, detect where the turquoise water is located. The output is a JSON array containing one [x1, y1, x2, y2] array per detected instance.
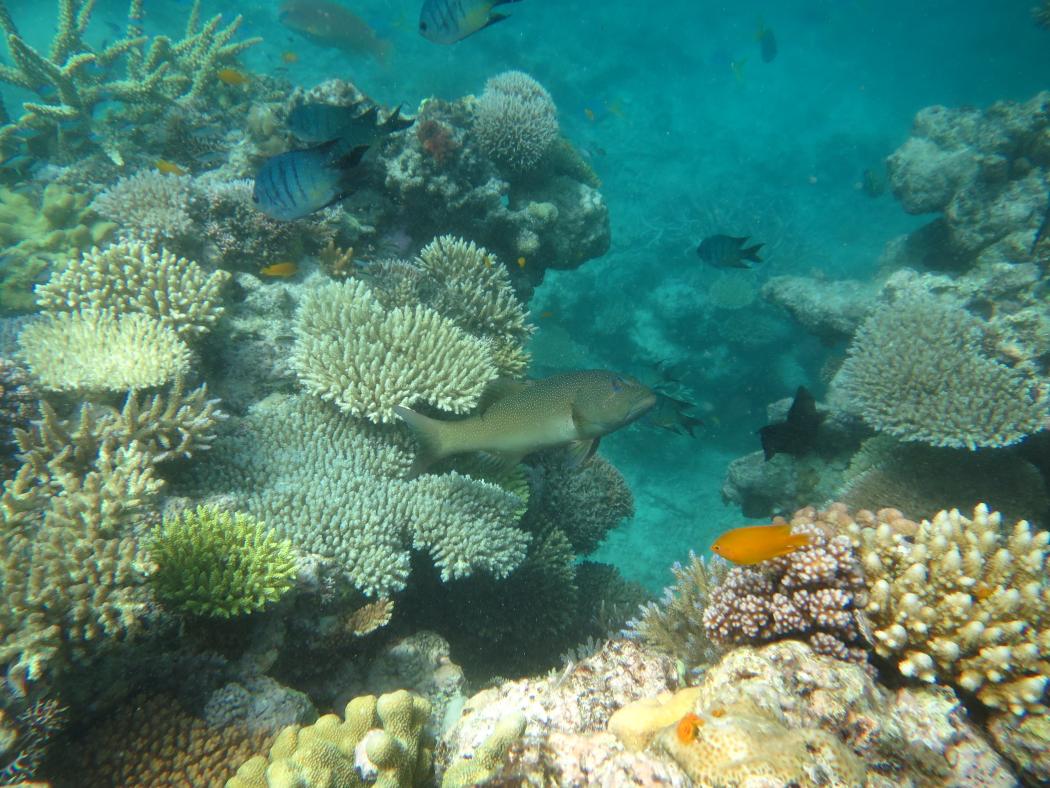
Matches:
[[1, 1, 1050, 779]]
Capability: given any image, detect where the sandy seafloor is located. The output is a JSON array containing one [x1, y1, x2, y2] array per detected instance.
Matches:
[[9, 0, 1050, 591]]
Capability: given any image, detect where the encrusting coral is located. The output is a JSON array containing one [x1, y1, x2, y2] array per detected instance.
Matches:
[[228, 689, 433, 788], [17, 309, 191, 393], [473, 71, 559, 172], [34, 240, 229, 341], [839, 293, 1048, 450], [185, 393, 529, 599], [148, 506, 297, 618], [441, 712, 525, 788], [293, 279, 497, 423], [840, 503, 1050, 714]]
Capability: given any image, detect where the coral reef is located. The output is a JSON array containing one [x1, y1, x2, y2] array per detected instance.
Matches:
[[886, 91, 1050, 268], [90, 171, 197, 247], [292, 279, 496, 423], [473, 71, 559, 173], [0, 698, 65, 785], [0, 359, 37, 480], [843, 503, 1050, 714], [17, 309, 191, 393], [838, 293, 1047, 450], [34, 241, 230, 341], [761, 274, 877, 343], [148, 506, 297, 618], [441, 712, 525, 788], [228, 689, 433, 788], [184, 393, 529, 598]]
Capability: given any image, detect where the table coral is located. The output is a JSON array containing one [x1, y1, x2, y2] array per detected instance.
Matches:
[[293, 279, 497, 423], [17, 309, 190, 393], [148, 506, 297, 618], [228, 689, 433, 788], [35, 240, 229, 341], [846, 503, 1050, 715]]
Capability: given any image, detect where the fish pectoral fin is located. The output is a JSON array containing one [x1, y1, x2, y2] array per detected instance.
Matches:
[[564, 438, 599, 468], [482, 11, 511, 28]]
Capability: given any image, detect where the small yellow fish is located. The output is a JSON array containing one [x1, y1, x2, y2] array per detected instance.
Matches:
[[583, 107, 596, 122], [281, 51, 299, 63], [155, 159, 188, 176], [216, 68, 249, 86], [710, 524, 811, 565], [516, 256, 527, 268], [259, 261, 298, 278]]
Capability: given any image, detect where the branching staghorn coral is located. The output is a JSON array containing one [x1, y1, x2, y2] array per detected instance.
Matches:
[[17, 309, 190, 393], [0, 0, 260, 151], [89, 172, 198, 248], [148, 507, 297, 618], [844, 503, 1050, 714], [293, 279, 497, 423], [184, 393, 529, 598], [473, 71, 559, 172], [35, 240, 229, 341], [839, 294, 1048, 449]]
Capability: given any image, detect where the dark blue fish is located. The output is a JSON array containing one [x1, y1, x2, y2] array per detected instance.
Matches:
[[419, 0, 523, 44], [757, 25, 777, 63], [252, 140, 368, 221], [696, 235, 764, 269], [288, 102, 411, 145], [758, 386, 823, 460]]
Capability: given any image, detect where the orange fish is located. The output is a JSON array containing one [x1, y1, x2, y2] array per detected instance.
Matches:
[[281, 51, 299, 63], [676, 713, 704, 743], [155, 159, 188, 176], [216, 68, 249, 86], [279, 0, 392, 63], [259, 262, 298, 278], [711, 524, 811, 565], [516, 256, 527, 269]]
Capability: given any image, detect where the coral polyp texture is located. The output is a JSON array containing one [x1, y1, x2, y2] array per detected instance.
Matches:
[[34, 241, 229, 340], [148, 506, 297, 618], [838, 294, 1048, 449], [17, 309, 190, 393], [90, 171, 197, 246], [845, 503, 1050, 714], [185, 393, 529, 598], [702, 520, 871, 663], [228, 689, 433, 788], [473, 71, 559, 172], [292, 279, 497, 423]]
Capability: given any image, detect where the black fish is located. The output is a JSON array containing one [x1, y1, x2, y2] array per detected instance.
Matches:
[[758, 27, 777, 62], [697, 234, 764, 269], [252, 140, 368, 221], [288, 102, 413, 145], [758, 386, 823, 461]]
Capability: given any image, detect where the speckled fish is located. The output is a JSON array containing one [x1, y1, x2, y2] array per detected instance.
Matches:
[[395, 370, 656, 475], [288, 102, 412, 145], [696, 234, 764, 269], [252, 140, 368, 221], [279, 0, 392, 62], [710, 524, 811, 565], [419, 0, 524, 44]]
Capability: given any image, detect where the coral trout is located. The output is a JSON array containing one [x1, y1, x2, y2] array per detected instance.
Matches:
[[279, 0, 392, 63], [710, 524, 811, 565], [395, 370, 656, 476]]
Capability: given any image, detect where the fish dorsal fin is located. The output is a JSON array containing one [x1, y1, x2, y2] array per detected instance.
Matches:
[[477, 377, 530, 412], [564, 438, 598, 468]]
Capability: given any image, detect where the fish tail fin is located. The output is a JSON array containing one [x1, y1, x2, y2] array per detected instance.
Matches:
[[785, 532, 812, 552], [395, 405, 449, 477], [742, 243, 763, 263]]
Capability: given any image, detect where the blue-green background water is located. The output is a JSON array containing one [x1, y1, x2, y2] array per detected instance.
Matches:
[[9, 0, 1050, 590]]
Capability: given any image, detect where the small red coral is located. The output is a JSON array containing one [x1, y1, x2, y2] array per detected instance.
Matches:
[[416, 119, 460, 167]]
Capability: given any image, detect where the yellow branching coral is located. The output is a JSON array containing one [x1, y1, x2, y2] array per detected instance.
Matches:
[[35, 241, 229, 340], [293, 279, 496, 423], [846, 504, 1050, 714], [17, 309, 190, 392]]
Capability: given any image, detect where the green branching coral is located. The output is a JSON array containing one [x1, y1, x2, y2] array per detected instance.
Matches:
[[148, 507, 297, 618], [293, 279, 496, 423], [839, 295, 1048, 449]]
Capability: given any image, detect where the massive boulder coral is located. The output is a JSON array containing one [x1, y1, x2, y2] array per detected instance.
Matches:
[[472, 71, 559, 172], [184, 393, 530, 598], [885, 91, 1050, 267], [292, 279, 497, 424], [34, 240, 230, 341]]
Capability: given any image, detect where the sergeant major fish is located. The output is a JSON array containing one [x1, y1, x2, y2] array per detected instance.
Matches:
[[395, 370, 656, 476], [252, 140, 368, 221], [419, 0, 524, 44]]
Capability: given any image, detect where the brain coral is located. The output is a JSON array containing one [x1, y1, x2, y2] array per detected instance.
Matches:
[[17, 309, 190, 392], [185, 393, 529, 598], [473, 71, 559, 171], [838, 295, 1048, 449], [292, 279, 497, 423], [843, 503, 1050, 714], [35, 241, 229, 340]]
